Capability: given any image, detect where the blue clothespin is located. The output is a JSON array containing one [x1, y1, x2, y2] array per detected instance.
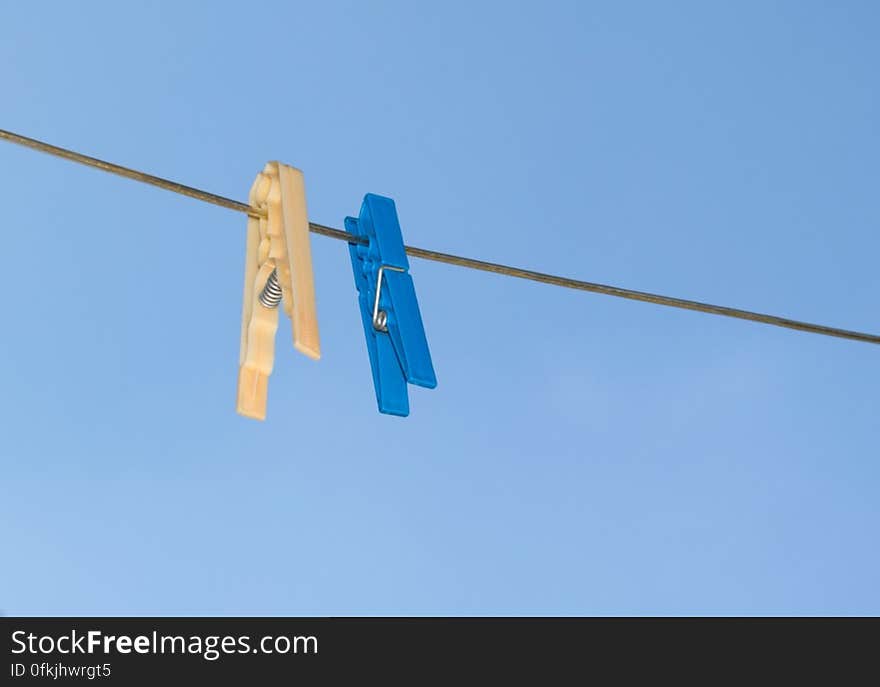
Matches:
[[347, 193, 437, 416]]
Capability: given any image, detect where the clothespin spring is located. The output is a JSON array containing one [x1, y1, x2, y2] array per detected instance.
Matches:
[[259, 268, 283, 309], [372, 265, 406, 332]]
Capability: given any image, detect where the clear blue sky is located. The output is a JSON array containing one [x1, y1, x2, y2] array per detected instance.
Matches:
[[1, 1, 878, 615]]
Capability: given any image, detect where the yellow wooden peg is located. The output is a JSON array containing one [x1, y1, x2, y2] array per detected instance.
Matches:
[[236, 162, 320, 420]]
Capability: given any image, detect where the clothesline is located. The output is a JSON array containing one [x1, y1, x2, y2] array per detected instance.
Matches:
[[1, 127, 878, 346]]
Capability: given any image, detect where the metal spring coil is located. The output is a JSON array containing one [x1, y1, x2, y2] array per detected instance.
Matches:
[[259, 269, 283, 309]]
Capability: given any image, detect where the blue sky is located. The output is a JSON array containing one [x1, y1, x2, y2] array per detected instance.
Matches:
[[1, 1, 878, 615]]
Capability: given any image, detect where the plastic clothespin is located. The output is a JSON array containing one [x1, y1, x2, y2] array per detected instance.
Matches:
[[347, 193, 437, 416], [237, 162, 320, 420]]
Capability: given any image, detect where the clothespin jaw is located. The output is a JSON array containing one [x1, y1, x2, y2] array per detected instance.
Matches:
[[347, 193, 436, 416], [237, 162, 320, 420]]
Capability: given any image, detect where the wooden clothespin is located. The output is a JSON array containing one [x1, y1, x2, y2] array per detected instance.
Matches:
[[237, 162, 320, 420]]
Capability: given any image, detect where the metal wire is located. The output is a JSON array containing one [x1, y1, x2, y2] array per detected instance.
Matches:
[[2, 127, 878, 346]]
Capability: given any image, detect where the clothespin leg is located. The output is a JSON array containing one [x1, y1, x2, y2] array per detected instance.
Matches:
[[277, 163, 321, 360], [237, 263, 280, 420]]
